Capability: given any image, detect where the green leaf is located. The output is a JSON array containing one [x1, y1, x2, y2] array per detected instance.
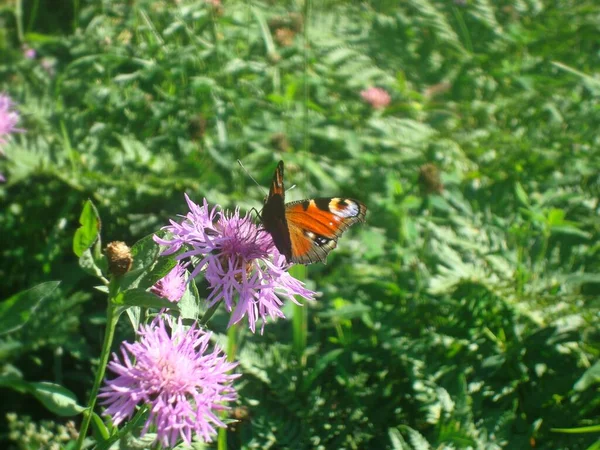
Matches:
[[115, 288, 179, 311], [0, 281, 60, 335], [515, 182, 530, 208], [179, 278, 201, 321], [574, 361, 600, 392], [389, 428, 410, 450], [0, 380, 84, 417], [130, 233, 162, 272], [29, 381, 85, 416], [303, 349, 344, 390], [552, 425, 600, 434], [91, 412, 111, 440], [73, 200, 101, 258], [137, 256, 178, 291], [125, 306, 142, 331], [79, 248, 104, 278], [550, 225, 591, 240]]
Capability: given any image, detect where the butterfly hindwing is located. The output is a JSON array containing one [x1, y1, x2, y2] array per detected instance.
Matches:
[[262, 160, 367, 265], [285, 198, 367, 264]]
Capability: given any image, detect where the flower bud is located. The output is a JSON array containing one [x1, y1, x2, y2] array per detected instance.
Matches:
[[105, 241, 133, 276]]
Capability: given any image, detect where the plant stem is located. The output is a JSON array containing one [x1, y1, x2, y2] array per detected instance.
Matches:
[[291, 264, 308, 362], [15, 0, 24, 42], [75, 301, 120, 449], [217, 323, 239, 450]]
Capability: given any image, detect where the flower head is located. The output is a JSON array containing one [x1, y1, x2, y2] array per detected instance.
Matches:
[[154, 195, 315, 333], [151, 262, 187, 303], [0, 93, 22, 152], [360, 87, 391, 109], [23, 46, 36, 59], [105, 241, 133, 277], [100, 316, 238, 447]]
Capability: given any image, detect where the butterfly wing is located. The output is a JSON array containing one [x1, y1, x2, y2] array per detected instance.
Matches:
[[285, 198, 367, 264], [262, 161, 293, 261]]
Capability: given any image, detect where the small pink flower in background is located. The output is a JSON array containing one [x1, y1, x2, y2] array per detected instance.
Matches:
[[100, 316, 239, 447], [23, 46, 36, 59], [150, 262, 187, 303], [0, 93, 22, 159], [40, 58, 56, 76], [0, 174, 5, 183], [360, 87, 391, 109], [154, 195, 316, 333]]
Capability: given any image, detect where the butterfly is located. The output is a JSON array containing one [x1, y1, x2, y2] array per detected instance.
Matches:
[[261, 160, 367, 265]]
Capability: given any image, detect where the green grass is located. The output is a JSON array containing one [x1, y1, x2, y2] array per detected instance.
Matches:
[[1, 0, 599, 449]]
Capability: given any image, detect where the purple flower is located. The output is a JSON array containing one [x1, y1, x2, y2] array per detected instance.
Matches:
[[100, 315, 239, 447], [0, 93, 22, 153], [23, 46, 36, 59], [360, 87, 391, 109], [150, 262, 187, 303], [154, 195, 315, 333]]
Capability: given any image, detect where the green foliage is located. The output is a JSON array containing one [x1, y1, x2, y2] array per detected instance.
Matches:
[[0, 0, 599, 449], [0, 282, 60, 335]]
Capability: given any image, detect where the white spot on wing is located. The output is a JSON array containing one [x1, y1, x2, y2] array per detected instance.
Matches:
[[331, 200, 359, 218]]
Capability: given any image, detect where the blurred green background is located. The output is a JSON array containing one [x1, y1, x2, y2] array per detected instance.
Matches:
[[0, 0, 599, 448]]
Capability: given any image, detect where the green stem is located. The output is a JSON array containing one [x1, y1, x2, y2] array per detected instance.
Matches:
[[291, 265, 308, 362], [217, 323, 239, 450], [15, 0, 24, 42], [76, 299, 120, 449], [97, 405, 148, 450], [73, 0, 80, 31], [302, 0, 311, 157]]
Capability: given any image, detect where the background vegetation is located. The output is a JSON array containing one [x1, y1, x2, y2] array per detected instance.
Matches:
[[0, 0, 599, 448]]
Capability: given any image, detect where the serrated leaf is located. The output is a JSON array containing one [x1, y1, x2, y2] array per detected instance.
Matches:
[[0, 281, 60, 335], [73, 200, 101, 258]]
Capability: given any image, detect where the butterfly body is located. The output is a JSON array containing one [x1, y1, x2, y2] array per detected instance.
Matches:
[[262, 161, 367, 265]]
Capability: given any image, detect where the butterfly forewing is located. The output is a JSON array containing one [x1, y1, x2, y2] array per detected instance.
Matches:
[[262, 161, 293, 261], [285, 198, 367, 264]]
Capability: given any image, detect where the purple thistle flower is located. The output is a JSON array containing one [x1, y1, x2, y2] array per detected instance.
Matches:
[[150, 262, 187, 303], [154, 195, 315, 333], [0, 93, 22, 154], [100, 315, 239, 447]]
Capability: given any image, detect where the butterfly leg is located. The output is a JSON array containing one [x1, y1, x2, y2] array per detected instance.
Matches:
[[248, 207, 263, 221]]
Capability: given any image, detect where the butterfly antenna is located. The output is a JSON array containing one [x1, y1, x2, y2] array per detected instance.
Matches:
[[287, 184, 297, 193], [237, 159, 268, 197]]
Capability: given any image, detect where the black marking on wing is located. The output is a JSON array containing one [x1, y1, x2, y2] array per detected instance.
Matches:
[[314, 198, 331, 212]]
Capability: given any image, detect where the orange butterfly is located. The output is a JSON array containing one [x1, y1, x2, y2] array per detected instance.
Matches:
[[262, 160, 367, 265]]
